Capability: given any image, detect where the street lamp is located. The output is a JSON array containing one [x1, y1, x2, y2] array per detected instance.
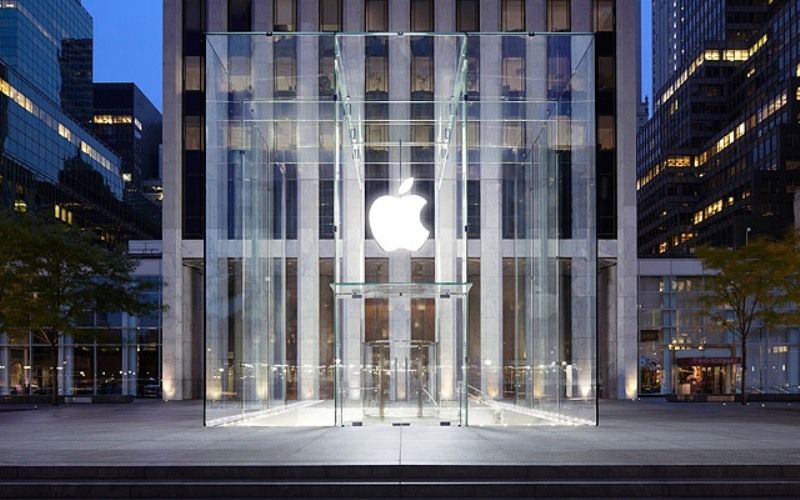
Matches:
[[746, 227, 751, 246]]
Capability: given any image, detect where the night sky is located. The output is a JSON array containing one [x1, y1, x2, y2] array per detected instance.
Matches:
[[81, 0, 654, 116], [641, 0, 652, 113], [82, 0, 163, 111]]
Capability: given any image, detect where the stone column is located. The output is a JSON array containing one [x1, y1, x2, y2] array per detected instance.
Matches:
[[615, 1, 641, 399], [479, 1, 503, 399], [161, 0, 185, 401], [434, 0, 459, 402], [340, 1, 366, 404], [387, 1, 412, 402], [296, 1, 321, 400]]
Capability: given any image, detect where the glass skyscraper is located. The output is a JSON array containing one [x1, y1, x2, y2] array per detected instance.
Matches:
[[0, 0, 162, 400]]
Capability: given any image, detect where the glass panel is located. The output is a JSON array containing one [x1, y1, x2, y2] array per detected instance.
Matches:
[[205, 34, 290, 425], [465, 33, 595, 425]]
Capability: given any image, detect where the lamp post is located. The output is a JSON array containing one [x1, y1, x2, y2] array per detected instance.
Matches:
[[745, 227, 751, 246]]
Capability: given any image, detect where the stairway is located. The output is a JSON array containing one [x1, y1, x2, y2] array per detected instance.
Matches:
[[2, 464, 800, 498]]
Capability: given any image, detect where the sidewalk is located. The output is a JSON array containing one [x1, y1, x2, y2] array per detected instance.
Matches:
[[1, 398, 799, 466]]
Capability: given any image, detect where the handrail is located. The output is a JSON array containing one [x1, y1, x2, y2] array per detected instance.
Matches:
[[420, 386, 439, 410]]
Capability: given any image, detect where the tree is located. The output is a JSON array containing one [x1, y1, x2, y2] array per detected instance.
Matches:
[[697, 234, 800, 405], [0, 210, 160, 405]]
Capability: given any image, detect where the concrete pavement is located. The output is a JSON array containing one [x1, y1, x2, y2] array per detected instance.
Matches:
[[1, 398, 799, 466]]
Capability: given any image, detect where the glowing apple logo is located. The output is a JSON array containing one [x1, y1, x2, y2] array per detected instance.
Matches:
[[368, 177, 429, 252]]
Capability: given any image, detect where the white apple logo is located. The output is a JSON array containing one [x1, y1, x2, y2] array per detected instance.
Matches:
[[368, 177, 429, 252]]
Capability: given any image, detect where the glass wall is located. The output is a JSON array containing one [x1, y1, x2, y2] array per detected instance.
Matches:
[[464, 34, 596, 425], [205, 34, 291, 425], [205, 33, 595, 426]]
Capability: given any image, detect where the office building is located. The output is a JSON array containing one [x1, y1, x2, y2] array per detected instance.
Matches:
[[162, 0, 639, 426], [92, 82, 164, 226], [638, 0, 800, 256], [0, 0, 161, 398], [638, 258, 800, 400], [636, 0, 800, 399], [92, 83, 163, 191]]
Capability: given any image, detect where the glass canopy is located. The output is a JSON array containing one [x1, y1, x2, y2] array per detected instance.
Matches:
[[204, 32, 596, 427]]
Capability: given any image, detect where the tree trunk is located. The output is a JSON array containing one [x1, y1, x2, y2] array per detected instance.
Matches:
[[740, 339, 748, 405], [49, 338, 59, 406]]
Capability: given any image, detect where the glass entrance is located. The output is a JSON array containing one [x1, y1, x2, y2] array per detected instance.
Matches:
[[332, 282, 471, 426], [204, 32, 598, 427], [362, 339, 439, 423]]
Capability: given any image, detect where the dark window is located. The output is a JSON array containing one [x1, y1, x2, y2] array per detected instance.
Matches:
[[319, 179, 334, 239], [501, 0, 525, 32], [366, 0, 388, 31], [547, 0, 571, 32], [274, 0, 296, 31], [411, 0, 434, 32], [183, 0, 204, 32], [456, 0, 479, 31], [467, 179, 480, 238], [320, 0, 342, 31], [228, 0, 251, 31]]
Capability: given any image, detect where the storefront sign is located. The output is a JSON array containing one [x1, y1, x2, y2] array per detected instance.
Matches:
[[675, 357, 741, 366]]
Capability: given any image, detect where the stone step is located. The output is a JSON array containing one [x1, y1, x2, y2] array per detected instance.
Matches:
[[1, 465, 800, 498], [2, 478, 800, 498]]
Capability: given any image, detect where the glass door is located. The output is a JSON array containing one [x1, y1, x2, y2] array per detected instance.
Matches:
[[332, 282, 471, 426], [362, 339, 438, 423]]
